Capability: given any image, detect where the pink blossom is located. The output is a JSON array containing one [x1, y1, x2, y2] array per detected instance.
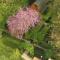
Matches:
[[7, 7, 40, 39]]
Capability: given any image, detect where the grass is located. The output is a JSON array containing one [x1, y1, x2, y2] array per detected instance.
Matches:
[[0, 0, 59, 60]]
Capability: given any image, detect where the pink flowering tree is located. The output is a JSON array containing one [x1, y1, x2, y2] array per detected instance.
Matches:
[[7, 7, 40, 39]]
